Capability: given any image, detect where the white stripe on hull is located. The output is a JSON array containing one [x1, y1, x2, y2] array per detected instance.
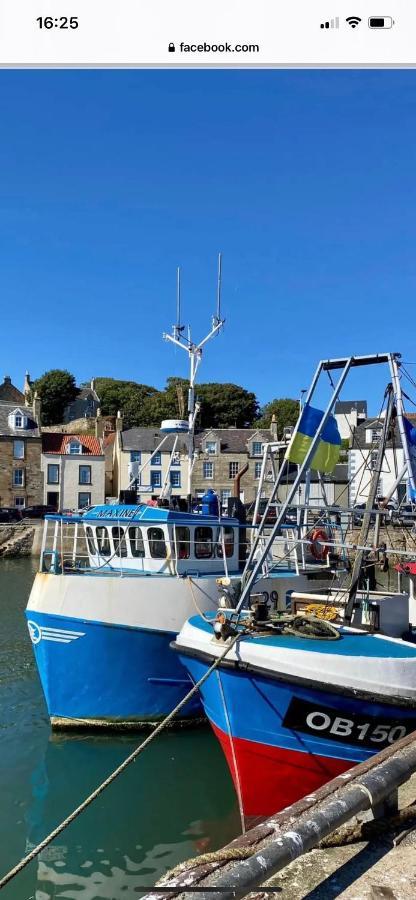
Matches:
[[26, 571, 333, 632]]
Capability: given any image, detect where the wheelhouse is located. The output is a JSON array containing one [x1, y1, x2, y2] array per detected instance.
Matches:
[[39, 504, 241, 577]]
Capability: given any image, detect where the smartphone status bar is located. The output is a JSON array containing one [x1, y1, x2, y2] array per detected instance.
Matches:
[[0, 1, 414, 67]]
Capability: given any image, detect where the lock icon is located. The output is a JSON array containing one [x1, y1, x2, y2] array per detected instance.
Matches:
[[168, 42, 176, 52]]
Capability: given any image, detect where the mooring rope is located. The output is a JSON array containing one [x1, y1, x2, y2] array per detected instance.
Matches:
[[0, 631, 241, 892]]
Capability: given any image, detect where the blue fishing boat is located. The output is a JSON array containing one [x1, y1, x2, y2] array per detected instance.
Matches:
[[173, 353, 416, 820], [26, 267, 339, 728]]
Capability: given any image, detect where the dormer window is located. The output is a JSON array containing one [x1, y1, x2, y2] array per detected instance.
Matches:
[[252, 441, 263, 457], [205, 441, 217, 455], [68, 441, 82, 455], [8, 409, 27, 430]]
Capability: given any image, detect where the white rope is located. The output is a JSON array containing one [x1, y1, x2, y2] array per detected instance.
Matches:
[[0, 630, 241, 892]]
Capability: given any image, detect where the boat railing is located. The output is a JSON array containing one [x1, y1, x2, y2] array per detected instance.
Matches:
[[38, 517, 248, 577]]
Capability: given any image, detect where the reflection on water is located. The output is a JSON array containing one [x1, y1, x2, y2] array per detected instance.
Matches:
[[0, 559, 240, 899]]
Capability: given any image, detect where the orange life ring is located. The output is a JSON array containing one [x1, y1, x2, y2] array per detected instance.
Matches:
[[310, 528, 330, 560]]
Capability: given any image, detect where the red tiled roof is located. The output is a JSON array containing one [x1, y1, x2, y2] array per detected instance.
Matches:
[[42, 433, 103, 455]]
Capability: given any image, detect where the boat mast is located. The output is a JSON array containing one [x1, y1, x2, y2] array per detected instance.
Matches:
[[163, 254, 225, 508]]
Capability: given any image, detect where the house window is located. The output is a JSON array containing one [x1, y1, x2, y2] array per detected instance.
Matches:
[[252, 442, 263, 457], [254, 461, 262, 479], [78, 492, 91, 509], [13, 440, 25, 459], [370, 450, 379, 471], [47, 464, 60, 484], [14, 414, 23, 428], [13, 469, 24, 486], [68, 441, 82, 454], [130, 451, 141, 463], [205, 441, 217, 455], [15, 497, 25, 509], [203, 461, 213, 479], [195, 526, 213, 559], [171, 452, 181, 466], [151, 452, 161, 465], [79, 465, 92, 485], [220, 489, 231, 509], [151, 470, 161, 488], [112, 525, 127, 557], [229, 462, 239, 479], [170, 470, 181, 488]]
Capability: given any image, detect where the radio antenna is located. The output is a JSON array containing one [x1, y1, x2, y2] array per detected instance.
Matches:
[[174, 267, 184, 340], [163, 255, 226, 504], [215, 252, 222, 326]]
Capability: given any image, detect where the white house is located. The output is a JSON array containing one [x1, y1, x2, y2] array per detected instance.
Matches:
[[113, 426, 190, 502], [41, 433, 105, 511], [348, 417, 407, 506], [335, 400, 367, 441]]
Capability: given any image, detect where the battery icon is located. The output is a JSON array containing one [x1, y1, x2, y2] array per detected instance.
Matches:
[[368, 17, 394, 29]]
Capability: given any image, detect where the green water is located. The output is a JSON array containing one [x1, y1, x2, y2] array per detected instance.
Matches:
[[0, 559, 240, 899]]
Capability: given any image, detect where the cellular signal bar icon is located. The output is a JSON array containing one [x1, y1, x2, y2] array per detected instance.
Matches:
[[320, 18, 339, 29]]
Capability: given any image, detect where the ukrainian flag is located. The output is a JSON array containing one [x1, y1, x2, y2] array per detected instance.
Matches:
[[285, 405, 341, 473]]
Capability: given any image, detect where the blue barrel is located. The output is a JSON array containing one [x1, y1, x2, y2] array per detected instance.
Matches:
[[201, 489, 219, 517]]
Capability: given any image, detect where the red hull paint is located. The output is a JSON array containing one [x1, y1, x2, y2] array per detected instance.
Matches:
[[211, 721, 354, 819]]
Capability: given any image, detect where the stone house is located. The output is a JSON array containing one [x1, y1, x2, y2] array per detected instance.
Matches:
[[192, 427, 277, 510], [41, 433, 105, 511], [0, 381, 43, 509], [63, 379, 101, 423]]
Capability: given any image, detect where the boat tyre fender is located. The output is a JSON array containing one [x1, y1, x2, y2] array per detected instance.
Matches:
[[310, 528, 330, 560]]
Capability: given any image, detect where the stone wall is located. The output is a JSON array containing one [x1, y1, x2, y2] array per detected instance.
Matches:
[[0, 525, 36, 557]]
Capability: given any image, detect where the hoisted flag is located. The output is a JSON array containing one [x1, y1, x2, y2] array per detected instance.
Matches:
[[285, 404, 341, 474], [402, 416, 416, 501]]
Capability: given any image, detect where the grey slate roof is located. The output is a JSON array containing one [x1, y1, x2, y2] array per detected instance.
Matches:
[[121, 428, 189, 454], [195, 428, 273, 453], [351, 417, 403, 450], [335, 400, 367, 416], [121, 427, 273, 454], [0, 402, 40, 437]]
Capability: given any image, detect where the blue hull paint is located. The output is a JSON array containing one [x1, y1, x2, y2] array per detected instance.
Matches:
[[26, 612, 201, 723], [179, 653, 416, 765]]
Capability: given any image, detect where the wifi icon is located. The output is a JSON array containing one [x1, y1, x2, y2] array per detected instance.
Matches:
[[346, 16, 362, 28]]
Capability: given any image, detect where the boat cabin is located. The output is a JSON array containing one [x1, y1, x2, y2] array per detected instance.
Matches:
[[40, 504, 241, 577]]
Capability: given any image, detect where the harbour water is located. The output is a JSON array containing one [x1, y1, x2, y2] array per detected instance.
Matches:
[[0, 558, 240, 900]]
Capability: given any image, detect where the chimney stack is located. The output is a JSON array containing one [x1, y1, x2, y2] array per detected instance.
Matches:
[[95, 407, 104, 438], [270, 414, 278, 441], [116, 410, 123, 432], [32, 390, 42, 425]]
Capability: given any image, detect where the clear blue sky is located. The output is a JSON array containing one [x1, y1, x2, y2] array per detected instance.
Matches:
[[1, 70, 415, 413]]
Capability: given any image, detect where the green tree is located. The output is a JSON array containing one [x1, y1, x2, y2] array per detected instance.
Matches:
[[257, 398, 299, 436], [196, 383, 259, 428], [94, 378, 158, 428], [33, 369, 78, 425]]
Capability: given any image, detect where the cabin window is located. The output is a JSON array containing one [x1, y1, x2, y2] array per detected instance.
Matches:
[[112, 526, 128, 557], [96, 526, 111, 556], [176, 526, 190, 559], [85, 526, 96, 554], [128, 526, 145, 558], [148, 527, 166, 559], [216, 526, 235, 559], [195, 526, 213, 559]]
